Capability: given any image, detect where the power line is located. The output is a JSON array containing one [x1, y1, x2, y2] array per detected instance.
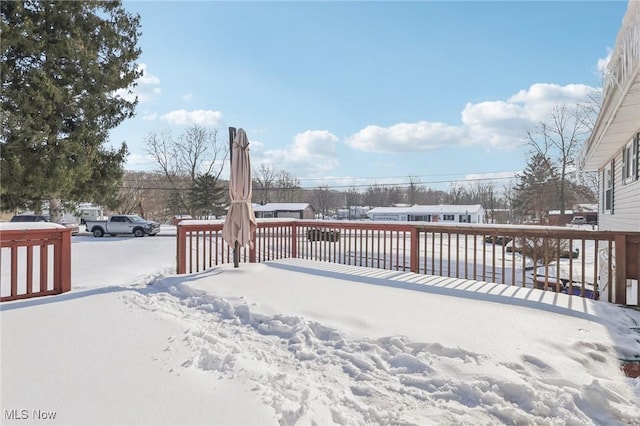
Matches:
[[120, 173, 519, 191]]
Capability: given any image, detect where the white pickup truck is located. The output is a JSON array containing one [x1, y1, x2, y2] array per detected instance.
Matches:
[[85, 215, 161, 237]]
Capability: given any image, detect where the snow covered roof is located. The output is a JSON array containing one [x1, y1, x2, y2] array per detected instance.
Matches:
[[368, 204, 484, 215], [253, 203, 313, 212]]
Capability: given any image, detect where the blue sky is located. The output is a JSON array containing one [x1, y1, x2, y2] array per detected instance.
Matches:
[[111, 0, 628, 191]]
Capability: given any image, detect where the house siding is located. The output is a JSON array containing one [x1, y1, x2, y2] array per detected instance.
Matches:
[[367, 205, 485, 223], [599, 145, 640, 231]]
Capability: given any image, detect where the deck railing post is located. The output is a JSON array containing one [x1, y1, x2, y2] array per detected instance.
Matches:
[[615, 234, 627, 305], [176, 225, 186, 274], [292, 222, 298, 258], [249, 231, 256, 263], [410, 226, 419, 273], [58, 228, 72, 294]]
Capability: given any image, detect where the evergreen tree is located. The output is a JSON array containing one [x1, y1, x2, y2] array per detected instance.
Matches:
[[1, 1, 141, 219], [512, 153, 560, 222], [191, 173, 226, 219]]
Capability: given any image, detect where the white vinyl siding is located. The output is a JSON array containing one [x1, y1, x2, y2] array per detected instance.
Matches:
[[367, 205, 486, 223], [598, 142, 640, 231]]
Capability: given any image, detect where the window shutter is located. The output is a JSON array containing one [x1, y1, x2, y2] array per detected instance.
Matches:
[[633, 132, 640, 180], [611, 159, 615, 214], [602, 168, 606, 213], [622, 143, 627, 184]]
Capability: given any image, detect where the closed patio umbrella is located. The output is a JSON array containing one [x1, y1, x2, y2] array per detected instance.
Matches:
[[222, 128, 257, 267]]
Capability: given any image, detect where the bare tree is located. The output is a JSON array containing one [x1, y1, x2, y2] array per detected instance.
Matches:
[[314, 185, 331, 218], [146, 129, 179, 179], [253, 164, 277, 204], [577, 171, 600, 202], [117, 170, 150, 215], [577, 88, 602, 133], [145, 125, 227, 214], [406, 175, 426, 205], [274, 170, 300, 202], [345, 187, 361, 207], [444, 184, 466, 204], [363, 184, 403, 207], [524, 103, 593, 214], [114, 170, 179, 221], [177, 126, 223, 180], [423, 188, 445, 205]]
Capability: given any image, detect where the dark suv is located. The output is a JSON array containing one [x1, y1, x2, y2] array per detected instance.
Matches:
[[10, 214, 50, 222], [10, 214, 80, 235]]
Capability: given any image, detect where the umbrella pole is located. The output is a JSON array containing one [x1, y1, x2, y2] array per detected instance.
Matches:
[[228, 127, 240, 268]]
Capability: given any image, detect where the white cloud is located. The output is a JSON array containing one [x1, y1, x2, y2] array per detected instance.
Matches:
[[507, 83, 596, 111], [346, 121, 466, 153], [347, 82, 599, 154], [125, 153, 157, 169], [142, 112, 158, 121], [461, 101, 532, 149], [113, 63, 162, 104], [137, 63, 160, 86], [182, 91, 193, 101], [258, 130, 340, 175], [160, 109, 223, 126]]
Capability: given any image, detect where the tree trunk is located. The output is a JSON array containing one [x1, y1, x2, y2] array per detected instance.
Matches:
[[49, 197, 63, 223]]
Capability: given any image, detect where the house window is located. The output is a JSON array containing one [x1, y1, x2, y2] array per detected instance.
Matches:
[[604, 161, 614, 213], [622, 133, 639, 184], [443, 214, 455, 221]]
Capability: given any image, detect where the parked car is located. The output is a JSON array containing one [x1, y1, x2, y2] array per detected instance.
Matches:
[[60, 220, 81, 236], [85, 214, 161, 237], [570, 216, 587, 225], [10, 214, 49, 223], [505, 237, 579, 259], [10, 214, 80, 235], [484, 235, 512, 245], [307, 228, 340, 242]]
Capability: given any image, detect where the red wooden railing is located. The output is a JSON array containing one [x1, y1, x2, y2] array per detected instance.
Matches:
[[177, 219, 640, 306], [0, 226, 72, 302]]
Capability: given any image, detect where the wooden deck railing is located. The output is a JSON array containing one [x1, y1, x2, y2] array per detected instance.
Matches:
[[0, 226, 72, 302], [176, 219, 640, 306]]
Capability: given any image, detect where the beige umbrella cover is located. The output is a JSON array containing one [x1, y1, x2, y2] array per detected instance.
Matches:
[[222, 128, 257, 252]]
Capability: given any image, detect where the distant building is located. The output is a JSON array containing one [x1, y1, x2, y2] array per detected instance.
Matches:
[[253, 203, 316, 219], [75, 204, 106, 224], [367, 204, 486, 223], [336, 206, 371, 220]]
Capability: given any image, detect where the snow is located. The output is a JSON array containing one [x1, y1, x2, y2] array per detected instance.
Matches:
[[2, 225, 640, 425]]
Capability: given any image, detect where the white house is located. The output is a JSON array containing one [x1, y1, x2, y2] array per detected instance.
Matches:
[[336, 206, 371, 220], [367, 204, 486, 224], [253, 203, 316, 219], [578, 0, 640, 232]]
